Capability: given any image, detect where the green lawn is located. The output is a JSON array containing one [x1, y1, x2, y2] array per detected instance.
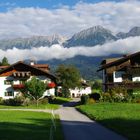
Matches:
[[0, 103, 59, 110], [77, 103, 140, 140], [0, 111, 63, 140]]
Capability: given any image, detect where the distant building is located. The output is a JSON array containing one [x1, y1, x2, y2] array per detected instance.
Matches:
[[69, 81, 92, 98], [98, 51, 140, 92], [0, 61, 56, 99]]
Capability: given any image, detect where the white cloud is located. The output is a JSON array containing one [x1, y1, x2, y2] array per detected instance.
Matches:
[[0, 1, 140, 39], [0, 37, 140, 63]]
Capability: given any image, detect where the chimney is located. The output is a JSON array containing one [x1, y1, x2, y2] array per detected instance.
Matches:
[[30, 60, 35, 65]]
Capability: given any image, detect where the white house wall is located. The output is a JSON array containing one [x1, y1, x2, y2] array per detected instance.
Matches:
[[0, 76, 15, 99], [44, 88, 55, 96], [0, 75, 54, 99], [132, 76, 140, 82], [113, 71, 123, 82], [70, 87, 92, 97]]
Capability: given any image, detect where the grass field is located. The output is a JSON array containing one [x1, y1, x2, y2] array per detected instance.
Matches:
[[0, 103, 59, 109], [0, 111, 63, 140], [77, 103, 140, 140]]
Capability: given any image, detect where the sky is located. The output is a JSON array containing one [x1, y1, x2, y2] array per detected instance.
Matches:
[[0, 0, 140, 62], [0, 0, 139, 39], [0, 0, 124, 12]]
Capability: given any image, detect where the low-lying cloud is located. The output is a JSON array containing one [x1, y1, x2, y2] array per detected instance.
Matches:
[[0, 37, 140, 63]]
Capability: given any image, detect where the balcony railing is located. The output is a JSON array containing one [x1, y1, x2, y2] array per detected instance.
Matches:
[[12, 84, 25, 89]]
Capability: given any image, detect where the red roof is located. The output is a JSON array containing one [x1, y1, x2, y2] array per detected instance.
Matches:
[[0, 66, 9, 69]]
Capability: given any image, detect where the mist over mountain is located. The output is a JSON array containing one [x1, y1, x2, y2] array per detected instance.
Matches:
[[0, 34, 66, 50], [116, 27, 140, 39], [0, 26, 140, 50], [0, 25, 140, 80]]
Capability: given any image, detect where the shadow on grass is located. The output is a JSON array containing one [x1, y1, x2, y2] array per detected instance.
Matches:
[[98, 118, 140, 140], [77, 108, 139, 140], [0, 118, 63, 140]]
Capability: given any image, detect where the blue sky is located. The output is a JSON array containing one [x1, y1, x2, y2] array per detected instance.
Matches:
[[0, 0, 139, 39], [0, 0, 124, 11]]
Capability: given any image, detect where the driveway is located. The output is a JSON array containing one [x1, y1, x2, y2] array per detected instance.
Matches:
[[56, 99, 127, 140]]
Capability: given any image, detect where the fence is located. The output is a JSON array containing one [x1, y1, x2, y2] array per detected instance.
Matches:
[[49, 109, 56, 140]]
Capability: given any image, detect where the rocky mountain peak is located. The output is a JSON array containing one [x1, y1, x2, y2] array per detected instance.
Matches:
[[64, 25, 116, 47]]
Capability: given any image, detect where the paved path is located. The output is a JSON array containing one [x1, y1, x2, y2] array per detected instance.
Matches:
[[56, 99, 127, 140]]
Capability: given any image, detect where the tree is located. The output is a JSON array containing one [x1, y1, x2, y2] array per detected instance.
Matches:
[[1, 57, 10, 66], [56, 65, 81, 97], [25, 77, 46, 106], [92, 80, 102, 90]]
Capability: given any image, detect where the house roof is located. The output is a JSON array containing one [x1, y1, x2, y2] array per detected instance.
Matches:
[[33, 64, 50, 69], [0, 61, 56, 80], [0, 65, 9, 69], [97, 51, 140, 71]]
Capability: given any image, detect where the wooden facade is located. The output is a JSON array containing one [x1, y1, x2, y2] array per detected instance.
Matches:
[[98, 52, 140, 91]]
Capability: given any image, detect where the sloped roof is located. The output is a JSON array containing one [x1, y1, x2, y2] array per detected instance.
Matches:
[[98, 51, 140, 71], [0, 61, 56, 80]]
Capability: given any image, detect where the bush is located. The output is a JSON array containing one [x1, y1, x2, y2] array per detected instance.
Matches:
[[81, 95, 89, 104], [3, 96, 25, 106], [100, 92, 114, 102], [23, 98, 31, 106], [88, 98, 96, 104], [0, 97, 3, 105], [43, 96, 54, 103], [89, 93, 100, 101], [39, 98, 48, 104], [100, 87, 131, 103], [132, 94, 140, 103]]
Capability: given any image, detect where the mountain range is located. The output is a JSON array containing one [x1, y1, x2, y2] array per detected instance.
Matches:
[[0, 25, 140, 80]]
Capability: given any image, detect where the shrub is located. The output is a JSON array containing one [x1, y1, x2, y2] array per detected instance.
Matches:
[[23, 98, 31, 106], [81, 95, 89, 104], [0, 97, 3, 105], [132, 94, 140, 103], [88, 98, 96, 104], [89, 93, 100, 101], [100, 87, 131, 103], [39, 98, 48, 104], [3, 96, 25, 106], [100, 92, 114, 102]]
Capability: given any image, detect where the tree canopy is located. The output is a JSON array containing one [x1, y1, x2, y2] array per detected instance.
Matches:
[[0, 57, 10, 66], [25, 77, 46, 106], [56, 65, 81, 97]]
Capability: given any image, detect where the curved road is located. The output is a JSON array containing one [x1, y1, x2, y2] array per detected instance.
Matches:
[[56, 99, 127, 140]]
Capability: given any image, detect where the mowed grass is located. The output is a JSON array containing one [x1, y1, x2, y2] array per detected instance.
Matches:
[[77, 103, 140, 140], [0, 111, 63, 140], [0, 103, 59, 110]]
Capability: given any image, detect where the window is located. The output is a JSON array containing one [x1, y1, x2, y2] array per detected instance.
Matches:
[[5, 91, 14, 96], [20, 80, 26, 84], [4, 80, 13, 85]]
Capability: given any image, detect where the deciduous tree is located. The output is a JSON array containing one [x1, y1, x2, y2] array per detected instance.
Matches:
[[25, 77, 46, 106], [56, 65, 81, 97]]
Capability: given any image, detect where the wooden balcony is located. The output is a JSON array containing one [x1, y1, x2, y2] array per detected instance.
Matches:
[[13, 72, 31, 78], [104, 82, 140, 89], [12, 84, 25, 89]]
